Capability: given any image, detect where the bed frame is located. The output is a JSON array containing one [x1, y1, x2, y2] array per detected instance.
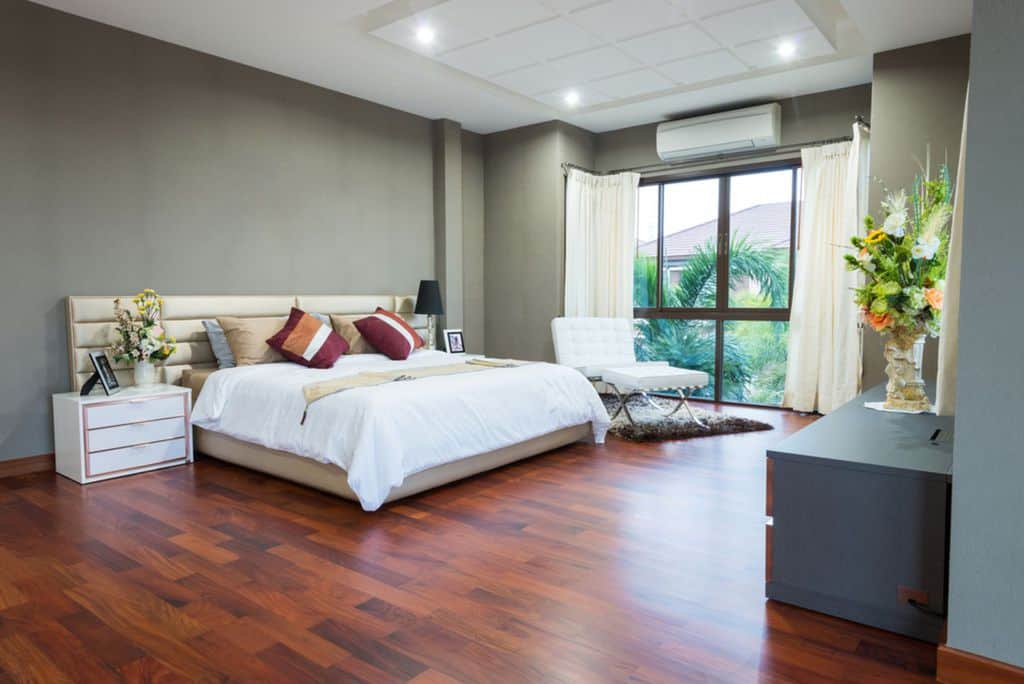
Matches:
[[66, 295, 592, 504]]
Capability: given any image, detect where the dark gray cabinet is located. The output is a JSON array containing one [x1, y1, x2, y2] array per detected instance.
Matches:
[[766, 384, 952, 643]]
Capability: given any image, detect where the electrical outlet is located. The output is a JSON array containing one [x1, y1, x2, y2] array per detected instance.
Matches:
[[898, 585, 929, 605]]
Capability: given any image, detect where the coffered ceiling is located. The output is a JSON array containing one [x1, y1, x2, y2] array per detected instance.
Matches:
[[371, 0, 838, 114], [30, 0, 972, 134]]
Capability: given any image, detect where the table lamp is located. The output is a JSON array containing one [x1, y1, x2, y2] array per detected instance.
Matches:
[[414, 280, 444, 349]]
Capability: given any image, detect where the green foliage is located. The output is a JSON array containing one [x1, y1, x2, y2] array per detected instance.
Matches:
[[633, 238, 789, 403]]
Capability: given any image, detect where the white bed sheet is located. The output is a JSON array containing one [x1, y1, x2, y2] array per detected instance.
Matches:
[[191, 350, 609, 510]]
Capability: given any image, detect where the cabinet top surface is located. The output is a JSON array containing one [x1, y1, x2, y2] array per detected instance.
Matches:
[[54, 384, 189, 404], [769, 384, 953, 479]]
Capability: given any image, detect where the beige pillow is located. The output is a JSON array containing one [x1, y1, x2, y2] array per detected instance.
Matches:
[[330, 314, 376, 354], [217, 316, 287, 366]]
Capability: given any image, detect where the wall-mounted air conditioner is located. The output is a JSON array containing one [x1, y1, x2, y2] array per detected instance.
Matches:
[[656, 103, 782, 162]]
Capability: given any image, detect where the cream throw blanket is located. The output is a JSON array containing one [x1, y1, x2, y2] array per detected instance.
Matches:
[[300, 358, 528, 423]]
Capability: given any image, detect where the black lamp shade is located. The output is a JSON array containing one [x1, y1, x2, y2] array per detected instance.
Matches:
[[414, 280, 444, 316]]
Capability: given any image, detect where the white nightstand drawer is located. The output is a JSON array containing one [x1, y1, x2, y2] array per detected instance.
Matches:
[[85, 395, 185, 429], [86, 437, 187, 477], [87, 417, 187, 453]]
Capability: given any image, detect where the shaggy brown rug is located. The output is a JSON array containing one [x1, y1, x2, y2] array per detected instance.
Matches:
[[601, 393, 773, 442]]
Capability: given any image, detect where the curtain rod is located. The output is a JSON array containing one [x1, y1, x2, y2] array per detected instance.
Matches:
[[564, 117, 869, 177]]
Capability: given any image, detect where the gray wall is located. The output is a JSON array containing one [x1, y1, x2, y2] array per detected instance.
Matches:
[[0, 0, 438, 460], [461, 130, 485, 354], [483, 122, 595, 362], [594, 85, 872, 171], [865, 35, 971, 388], [947, 0, 1024, 668]]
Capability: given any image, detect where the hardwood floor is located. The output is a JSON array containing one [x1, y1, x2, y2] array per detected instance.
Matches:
[[0, 405, 937, 682]]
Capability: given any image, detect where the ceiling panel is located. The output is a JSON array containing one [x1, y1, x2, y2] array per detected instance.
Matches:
[[491, 63, 578, 96], [700, 0, 812, 46], [659, 49, 748, 84], [733, 27, 835, 68], [487, 17, 603, 64], [541, 0, 604, 12], [618, 23, 720, 65], [592, 68, 676, 98], [568, 0, 685, 41], [676, 0, 765, 20], [372, 0, 555, 52], [547, 46, 640, 83], [438, 39, 538, 77], [534, 88, 612, 110], [839, 0, 972, 53]]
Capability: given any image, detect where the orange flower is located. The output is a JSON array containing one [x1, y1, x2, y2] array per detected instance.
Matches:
[[925, 288, 943, 311], [866, 311, 893, 332]]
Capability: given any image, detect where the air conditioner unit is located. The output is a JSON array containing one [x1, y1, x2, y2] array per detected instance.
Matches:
[[656, 103, 782, 162]]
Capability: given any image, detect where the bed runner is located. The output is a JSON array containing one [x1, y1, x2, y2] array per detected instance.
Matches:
[[300, 358, 527, 424]]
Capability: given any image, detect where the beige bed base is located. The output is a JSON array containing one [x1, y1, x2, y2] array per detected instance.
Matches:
[[66, 294, 593, 505], [195, 423, 592, 506]]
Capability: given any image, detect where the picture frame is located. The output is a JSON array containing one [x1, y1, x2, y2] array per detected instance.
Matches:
[[87, 350, 121, 396], [443, 329, 465, 354]]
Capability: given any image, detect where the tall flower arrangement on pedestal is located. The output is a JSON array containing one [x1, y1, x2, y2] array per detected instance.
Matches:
[[110, 289, 176, 385], [844, 164, 952, 411]]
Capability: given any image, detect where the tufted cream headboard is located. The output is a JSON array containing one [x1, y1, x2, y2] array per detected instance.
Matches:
[[66, 294, 426, 390]]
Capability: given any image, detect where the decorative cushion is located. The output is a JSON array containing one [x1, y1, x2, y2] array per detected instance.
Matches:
[[353, 308, 424, 360], [217, 316, 288, 366], [267, 308, 348, 369], [202, 319, 236, 369], [602, 365, 709, 391], [330, 314, 377, 354]]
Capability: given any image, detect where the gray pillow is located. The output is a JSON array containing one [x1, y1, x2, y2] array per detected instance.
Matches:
[[202, 319, 236, 369]]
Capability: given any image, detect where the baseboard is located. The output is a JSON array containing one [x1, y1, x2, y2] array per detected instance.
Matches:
[[938, 645, 1024, 683], [0, 453, 55, 479]]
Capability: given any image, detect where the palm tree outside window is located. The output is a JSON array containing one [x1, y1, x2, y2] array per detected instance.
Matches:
[[632, 164, 800, 406]]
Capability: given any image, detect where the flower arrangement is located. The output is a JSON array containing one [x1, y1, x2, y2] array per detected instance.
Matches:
[[845, 161, 953, 411], [110, 289, 177, 365], [844, 165, 952, 339]]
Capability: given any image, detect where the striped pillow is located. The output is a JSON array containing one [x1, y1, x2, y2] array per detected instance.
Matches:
[[353, 307, 424, 360], [266, 308, 348, 369]]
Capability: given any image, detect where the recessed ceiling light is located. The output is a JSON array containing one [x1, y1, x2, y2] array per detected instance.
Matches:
[[415, 26, 436, 45], [777, 40, 797, 59], [564, 90, 581, 107]]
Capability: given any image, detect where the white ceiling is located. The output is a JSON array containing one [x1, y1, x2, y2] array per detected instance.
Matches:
[[30, 0, 972, 134]]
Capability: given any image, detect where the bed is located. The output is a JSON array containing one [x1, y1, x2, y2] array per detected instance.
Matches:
[[66, 295, 609, 510]]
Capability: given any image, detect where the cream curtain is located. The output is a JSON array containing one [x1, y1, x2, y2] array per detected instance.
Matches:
[[935, 89, 969, 416], [564, 169, 640, 318], [783, 123, 869, 413]]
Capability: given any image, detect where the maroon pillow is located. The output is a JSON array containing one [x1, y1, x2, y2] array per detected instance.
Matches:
[[266, 308, 348, 368], [353, 308, 425, 360]]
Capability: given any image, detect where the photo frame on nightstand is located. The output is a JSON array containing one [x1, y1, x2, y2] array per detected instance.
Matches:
[[84, 350, 120, 396], [443, 329, 465, 354]]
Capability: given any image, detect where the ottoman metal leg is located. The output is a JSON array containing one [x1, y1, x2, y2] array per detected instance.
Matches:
[[676, 388, 707, 428], [610, 385, 637, 425]]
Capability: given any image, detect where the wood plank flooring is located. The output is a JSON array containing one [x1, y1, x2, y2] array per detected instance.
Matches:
[[0, 405, 937, 682]]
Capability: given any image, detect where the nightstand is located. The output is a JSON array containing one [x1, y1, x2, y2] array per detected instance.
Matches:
[[53, 384, 193, 484]]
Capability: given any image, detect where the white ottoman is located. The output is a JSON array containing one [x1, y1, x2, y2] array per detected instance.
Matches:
[[602, 365, 710, 427]]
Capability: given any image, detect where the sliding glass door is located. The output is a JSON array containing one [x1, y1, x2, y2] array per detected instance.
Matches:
[[633, 164, 799, 405]]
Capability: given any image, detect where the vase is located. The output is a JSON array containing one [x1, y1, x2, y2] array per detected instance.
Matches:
[[133, 360, 157, 387], [882, 332, 930, 411]]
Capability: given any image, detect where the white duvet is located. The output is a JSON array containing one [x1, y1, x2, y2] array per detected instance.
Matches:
[[191, 350, 609, 510]]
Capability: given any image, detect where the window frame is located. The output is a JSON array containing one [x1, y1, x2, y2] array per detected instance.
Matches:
[[633, 159, 801, 404]]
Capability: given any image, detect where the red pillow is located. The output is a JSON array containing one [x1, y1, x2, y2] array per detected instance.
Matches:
[[353, 308, 425, 360], [266, 308, 348, 368]]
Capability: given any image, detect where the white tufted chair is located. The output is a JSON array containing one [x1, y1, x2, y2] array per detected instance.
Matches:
[[551, 317, 709, 426]]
